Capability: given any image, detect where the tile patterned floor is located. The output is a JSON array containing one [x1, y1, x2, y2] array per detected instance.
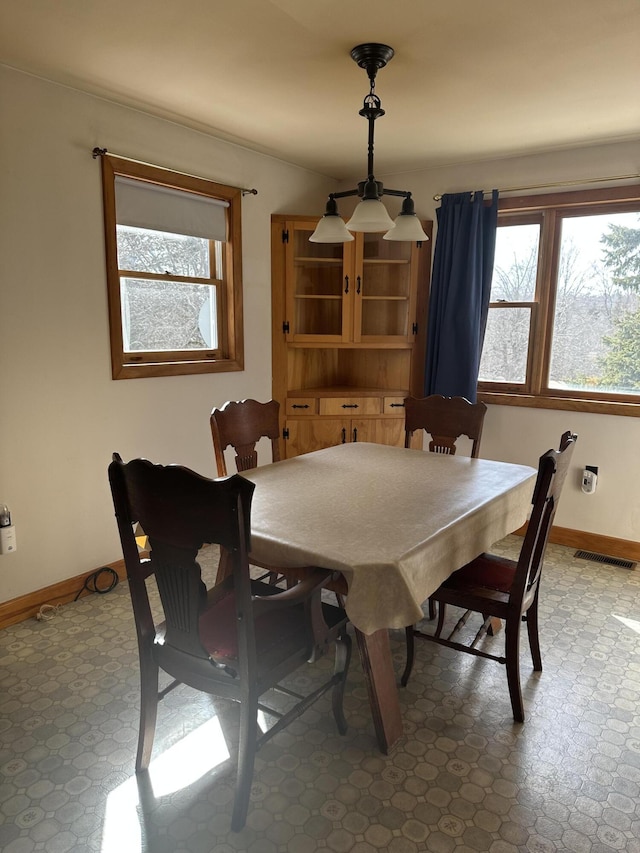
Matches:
[[1, 538, 639, 852]]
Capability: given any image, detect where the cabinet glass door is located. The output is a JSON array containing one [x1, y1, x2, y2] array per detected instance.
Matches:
[[357, 234, 414, 340], [287, 224, 351, 340]]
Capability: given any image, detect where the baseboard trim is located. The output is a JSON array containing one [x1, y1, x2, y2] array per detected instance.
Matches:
[[513, 524, 640, 563], [549, 526, 640, 562], [0, 559, 127, 630]]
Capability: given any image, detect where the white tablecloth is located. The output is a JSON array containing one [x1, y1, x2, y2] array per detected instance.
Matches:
[[242, 443, 536, 635]]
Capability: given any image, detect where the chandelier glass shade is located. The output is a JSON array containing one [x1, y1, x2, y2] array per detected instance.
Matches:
[[346, 199, 394, 232], [310, 43, 428, 244]]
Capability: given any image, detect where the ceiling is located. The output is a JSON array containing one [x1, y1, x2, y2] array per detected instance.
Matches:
[[2, 0, 639, 179]]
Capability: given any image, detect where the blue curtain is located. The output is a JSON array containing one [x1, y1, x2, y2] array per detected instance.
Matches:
[[424, 190, 499, 401]]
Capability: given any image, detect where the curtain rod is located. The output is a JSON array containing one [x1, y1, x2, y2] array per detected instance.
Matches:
[[91, 147, 258, 196], [433, 172, 640, 201]]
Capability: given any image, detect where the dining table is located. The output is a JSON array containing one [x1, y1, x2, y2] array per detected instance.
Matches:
[[241, 441, 537, 753]]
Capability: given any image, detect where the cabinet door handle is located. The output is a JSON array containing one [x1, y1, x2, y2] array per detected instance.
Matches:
[[291, 404, 310, 409], [341, 427, 347, 444], [341, 404, 359, 409], [353, 428, 358, 442], [344, 276, 349, 294], [356, 276, 361, 294]]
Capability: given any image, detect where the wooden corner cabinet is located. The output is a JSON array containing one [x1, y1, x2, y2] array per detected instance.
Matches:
[[271, 215, 432, 458]]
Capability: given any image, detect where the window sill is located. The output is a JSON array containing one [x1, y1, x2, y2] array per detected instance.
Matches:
[[113, 358, 244, 380], [478, 391, 640, 418]]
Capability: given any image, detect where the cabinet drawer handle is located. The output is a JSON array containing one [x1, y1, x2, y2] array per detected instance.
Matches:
[[341, 427, 347, 444], [291, 404, 310, 409], [389, 402, 405, 408], [344, 275, 349, 294], [356, 276, 361, 295], [341, 403, 359, 409]]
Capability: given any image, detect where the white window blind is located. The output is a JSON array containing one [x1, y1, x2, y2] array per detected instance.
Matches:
[[115, 176, 229, 241]]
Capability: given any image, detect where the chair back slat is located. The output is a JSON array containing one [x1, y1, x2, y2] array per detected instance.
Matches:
[[234, 447, 260, 472], [428, 434, 458, 455], [404, 395, 487, 457]]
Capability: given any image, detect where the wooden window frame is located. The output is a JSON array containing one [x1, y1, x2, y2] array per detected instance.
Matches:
[[478, 184, 640, 417], [101, 155, 244, 379]]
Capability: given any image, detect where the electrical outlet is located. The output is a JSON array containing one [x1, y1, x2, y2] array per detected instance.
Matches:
[[0, 525, 17, 554], [581, 466, 598, 495]]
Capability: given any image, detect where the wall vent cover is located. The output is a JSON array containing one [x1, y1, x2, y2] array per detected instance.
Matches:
[[574, 550, 636, 570]]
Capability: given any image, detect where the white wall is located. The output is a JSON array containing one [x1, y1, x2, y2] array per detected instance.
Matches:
[[0, 66, 334, 601], [377, 142, 640, 543]]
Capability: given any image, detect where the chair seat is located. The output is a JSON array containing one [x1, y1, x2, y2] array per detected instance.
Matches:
[[155, 580, 348, 681], [153, 579, 346, 679], [434, 554, 516, 620], [445, 553, 516, 594]]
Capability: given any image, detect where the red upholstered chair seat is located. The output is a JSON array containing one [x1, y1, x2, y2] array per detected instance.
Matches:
[[446, 553, 516, 594]]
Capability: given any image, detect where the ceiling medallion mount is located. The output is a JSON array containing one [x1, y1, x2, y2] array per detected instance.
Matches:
[[310, 43, 428, 244], [350, 43, 395, 78]]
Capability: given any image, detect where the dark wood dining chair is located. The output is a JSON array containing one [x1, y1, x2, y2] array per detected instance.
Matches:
[[108, 453, 351, 832], [401, 431, 577, 723], [403, 394, 488, 623], [209, 398, 350, 593], [210, 398, 292, 587], [404, 394, 487, 456], [210, 398, 281, 476]]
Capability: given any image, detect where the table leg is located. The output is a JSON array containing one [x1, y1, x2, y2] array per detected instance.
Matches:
[[355, 628, 403, 754]]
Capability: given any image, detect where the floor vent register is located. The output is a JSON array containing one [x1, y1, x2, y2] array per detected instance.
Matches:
[[574, 550, 636, 570]]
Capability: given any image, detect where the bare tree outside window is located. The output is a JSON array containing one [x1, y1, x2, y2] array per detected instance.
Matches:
[[117, 227, 218, 352], [479, 223, 538, 384]]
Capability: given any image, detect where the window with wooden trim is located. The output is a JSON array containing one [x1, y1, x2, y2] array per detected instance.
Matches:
[[478, 184, 640, 415], [100, 155, 244, 379]]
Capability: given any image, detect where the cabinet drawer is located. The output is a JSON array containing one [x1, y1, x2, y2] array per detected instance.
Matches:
[[286, 398, 318, 416], [383, 396, 407, 415], [319, 397, 382, 416]]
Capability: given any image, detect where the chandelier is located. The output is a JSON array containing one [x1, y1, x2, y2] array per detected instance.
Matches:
[[310, 43, 428, 244]]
